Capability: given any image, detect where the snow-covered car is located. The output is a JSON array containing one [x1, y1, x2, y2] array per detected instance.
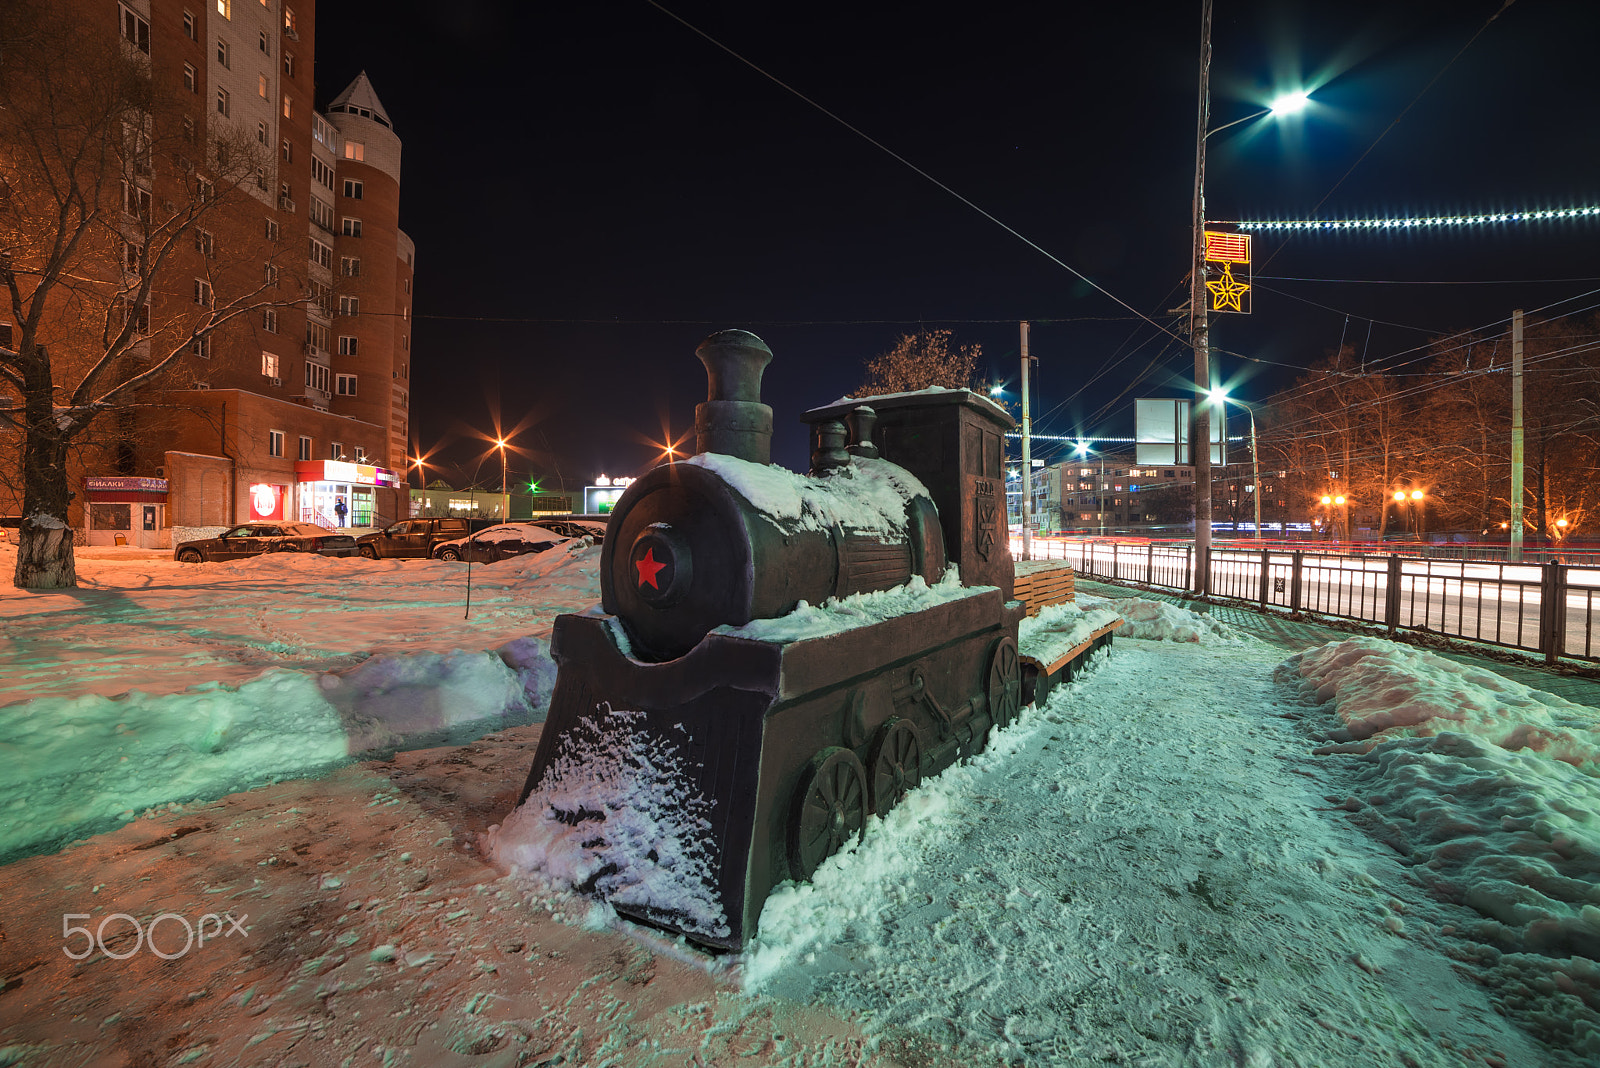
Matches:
[[430, 523, 570, 563], [173, 522, 359, 563], [355, 516, 496, 559], [533, 518, 607, 543]]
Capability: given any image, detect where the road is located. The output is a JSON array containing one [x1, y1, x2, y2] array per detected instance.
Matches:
[[1017, 538, 1600, 660]]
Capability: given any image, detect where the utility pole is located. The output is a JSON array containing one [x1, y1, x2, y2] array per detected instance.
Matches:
[[1510, 308, 1524, 563], [1020, 320, 1033, 562], [1189, 0, 1214, 596]]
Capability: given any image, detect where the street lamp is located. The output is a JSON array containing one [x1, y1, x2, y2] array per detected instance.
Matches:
[[1392, 488, 1425, 537], [1208, 387, 1260, 541], [1319, 494, 1346, 541], [1074, 441, 1107, 537], [495, 437, 508, 521], [1191, 0, 1311, 592]]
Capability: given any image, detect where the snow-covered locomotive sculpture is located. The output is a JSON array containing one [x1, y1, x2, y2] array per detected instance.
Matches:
[[516, 329, 1022, 948]]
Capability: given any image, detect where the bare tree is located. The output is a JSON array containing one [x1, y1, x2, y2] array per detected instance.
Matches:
[[1, 1, 298, 587], [859, 328, 981, 395]]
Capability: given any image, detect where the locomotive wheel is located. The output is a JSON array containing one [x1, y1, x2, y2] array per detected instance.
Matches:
[[986, 635, 1022, 730], [787, 747, 868, 880], [868, 718, 922, 815]]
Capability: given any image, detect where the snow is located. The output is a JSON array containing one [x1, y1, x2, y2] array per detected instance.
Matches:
[[1280, 637, 1600, 1056], [489, 706, 730, 941], [1016, 598, 1124, 666], [4, 537, 1600, 1066], [686, 452, 932, 537], [1097, 593, 1247, 643], [714, 566, 985, 644], [735, 611, 1549, 1065], [0, 541, 595, 860]]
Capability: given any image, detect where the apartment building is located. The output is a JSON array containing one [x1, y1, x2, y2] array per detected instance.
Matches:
[[14, 1, 413, 544]]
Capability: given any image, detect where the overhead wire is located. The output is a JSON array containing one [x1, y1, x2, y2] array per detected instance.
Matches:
[[641, 0, 1195, 351]]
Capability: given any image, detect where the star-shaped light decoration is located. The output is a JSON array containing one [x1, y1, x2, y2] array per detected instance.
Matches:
[[1206, 263, 1250, 313], [634, 547, 667, 589]]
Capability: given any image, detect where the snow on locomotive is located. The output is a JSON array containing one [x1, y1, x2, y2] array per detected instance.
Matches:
[[504, 329, 1023, 949]]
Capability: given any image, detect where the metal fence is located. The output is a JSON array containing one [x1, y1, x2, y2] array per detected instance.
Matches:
[[1016, 537, 1600, 664]]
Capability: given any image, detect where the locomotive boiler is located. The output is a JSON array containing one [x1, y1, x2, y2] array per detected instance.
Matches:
[[516, 329, 1023, 949]]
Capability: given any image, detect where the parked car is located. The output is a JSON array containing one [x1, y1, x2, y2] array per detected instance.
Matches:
[[533, 518, 607, 542], [174, 522, 358, 563], [356, 516, 495, 559], [431, 523, 570, 563]]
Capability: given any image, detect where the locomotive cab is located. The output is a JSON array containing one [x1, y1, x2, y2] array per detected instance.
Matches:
[[801, 387, 1016, 602]]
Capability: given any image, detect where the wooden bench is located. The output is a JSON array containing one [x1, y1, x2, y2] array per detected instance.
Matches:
[[1020, 618, 1120, 708], [1013, 559, 1075, 617]]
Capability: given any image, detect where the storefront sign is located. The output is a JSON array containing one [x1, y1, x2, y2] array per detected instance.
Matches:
[[249, 483, 286, 520], [292, 460, 401, 488], [85, 476, 168, 493]]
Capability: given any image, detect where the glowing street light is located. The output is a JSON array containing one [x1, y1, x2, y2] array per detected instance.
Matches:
[[1268, 90, 1310, 116], [1393, 488, 1426, 538], [1207, 386, 1261, 540], [494, 437, 508, 521], [1074, 440, 1108, 537]]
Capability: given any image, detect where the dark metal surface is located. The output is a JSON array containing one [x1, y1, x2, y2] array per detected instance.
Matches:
[[514, 331, 1028, 948]]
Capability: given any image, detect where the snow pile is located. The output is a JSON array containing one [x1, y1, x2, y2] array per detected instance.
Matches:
[[1285, 637, 1600, 762], [0, 637, 558, 861], [489, 705, 730, 940], [732, 636, 1553, 1066], [713, 567, 986, 645], [1017, 600, 1123, 667], [1091, 595, 1242, 643], [1280, 638, 1600, 1057], [461, 534, 603, 593], [687, 453, 931, 537], [741, 694, 1048, 990]]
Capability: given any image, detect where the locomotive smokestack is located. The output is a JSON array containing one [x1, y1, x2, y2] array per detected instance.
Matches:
[[695, 329, 774, 464]]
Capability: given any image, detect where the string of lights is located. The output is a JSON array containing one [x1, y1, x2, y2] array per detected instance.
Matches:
[[1228, 207, 1600, 232]]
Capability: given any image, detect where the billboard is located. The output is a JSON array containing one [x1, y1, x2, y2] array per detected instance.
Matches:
[[1134, 398, 1224, 466]]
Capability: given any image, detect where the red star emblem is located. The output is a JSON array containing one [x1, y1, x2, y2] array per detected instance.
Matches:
[[634, 547, 667, 589]]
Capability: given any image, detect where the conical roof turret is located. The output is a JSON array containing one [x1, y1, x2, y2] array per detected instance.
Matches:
[[329, 71, 391, 127]]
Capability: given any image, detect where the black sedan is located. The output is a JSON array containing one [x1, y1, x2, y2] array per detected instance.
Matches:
[[174, 522, 359, 563], [430, 523, 570, 563]]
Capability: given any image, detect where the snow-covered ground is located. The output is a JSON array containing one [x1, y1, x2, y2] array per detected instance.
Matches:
[[2, 541, 1599, 1066], [0, 542, 598, 861]]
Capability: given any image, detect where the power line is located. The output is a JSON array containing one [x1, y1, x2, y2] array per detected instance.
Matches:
[[641, 0, 1192, 350], [411, 314, 1143, 326]]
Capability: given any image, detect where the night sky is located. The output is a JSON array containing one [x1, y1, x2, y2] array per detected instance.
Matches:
[[313, 0, 1600, 489]]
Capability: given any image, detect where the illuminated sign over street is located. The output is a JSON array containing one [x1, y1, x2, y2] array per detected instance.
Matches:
[[1203, 230, 1250, 315]]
